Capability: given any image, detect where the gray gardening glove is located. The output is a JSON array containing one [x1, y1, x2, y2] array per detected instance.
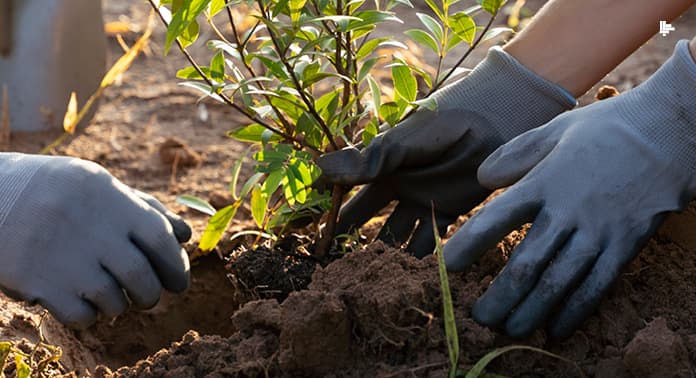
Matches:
[[0, 154, 191, 329], [444, 40, 696, 339], [318, 47, 576, 257]]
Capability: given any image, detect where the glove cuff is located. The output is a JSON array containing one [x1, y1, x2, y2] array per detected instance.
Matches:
[[618, 40, 696, 175], [434, 46, 577, 142], [0, 153, 46, 228]]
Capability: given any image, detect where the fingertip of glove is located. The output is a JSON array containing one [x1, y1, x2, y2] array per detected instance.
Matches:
[[471, 299, 499, 328], [477, 150, 506, 190], [317, 148, 365, 185], [165, 267, 190, 293], [505, 317, 537, 339], [171, 218, 192, 243]]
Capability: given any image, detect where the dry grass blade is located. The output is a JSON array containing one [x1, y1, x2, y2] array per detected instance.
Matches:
[[41, 11, 155, 154], [465, 345, 586, 378], [432, 204, 459, 378]]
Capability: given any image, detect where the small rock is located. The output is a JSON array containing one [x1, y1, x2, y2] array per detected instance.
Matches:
[[623, 317, 690, 378], [278, 291, 351, 374], [595, 358, 630, 378], [232, 299, 282, 332], [209, 190, 234, 210], [595, 85, 620, 100], [159, 138, 202, 167]]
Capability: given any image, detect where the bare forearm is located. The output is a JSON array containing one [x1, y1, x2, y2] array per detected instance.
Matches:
[[504, 0, 695, 97]]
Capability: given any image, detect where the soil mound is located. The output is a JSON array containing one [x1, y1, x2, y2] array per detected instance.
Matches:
[[102, 220, 696, 377]]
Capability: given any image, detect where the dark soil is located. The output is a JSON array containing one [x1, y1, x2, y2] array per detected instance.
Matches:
[[2, 1, 696, 377], [227, 236, 320, 303], [97, 212, 696, 377]]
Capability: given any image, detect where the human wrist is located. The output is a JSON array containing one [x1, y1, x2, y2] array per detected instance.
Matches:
[[617, 40, 696, 174], [0, 153, 46, 228], [434, 46, 576, 142]]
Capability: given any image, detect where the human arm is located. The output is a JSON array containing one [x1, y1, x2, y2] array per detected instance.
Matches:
[[505, 0, 696, 97], [0, 154, 191, 328]]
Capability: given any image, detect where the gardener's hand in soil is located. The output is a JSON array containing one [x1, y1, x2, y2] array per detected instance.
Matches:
[[444, 39, 696, 339], [317, 47, 576, 257], [0, 154, 191, 328]]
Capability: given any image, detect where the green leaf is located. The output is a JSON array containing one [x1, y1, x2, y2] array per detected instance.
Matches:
[[199, 204, 239, 251], [367, 74, 382, 117], [165, 0, 211, 54], [424, 0, 445, 22], [176, 195, 216, 216], [178, 19, 200, 49], [482, 27, 514, 42], [176, 66, 207, 80], [379, 101, 402, 127], [356, 37, 389, 61], [412, 96, 438, 112], [433, 209, 459, 378], [207, 39, 241, 60], [210, 50, 225, 82], [239, 172, 264, 200], [449, 12, 476, 44], [392, 64, 418, 102], [228, 124, 283, 143], [478, 0, 505, 15], [445, 33, 464, 53], [208, 0, 226, 17], [465, 345, 582, 378], [343, 10, 401, 32], [178, 81, 224, 102], [251, 185, 267, 228], [0, 342, 11, 372], [283, 165, 308, 205], [262, 169, 285, 197], [289, 0, 307, 23], [416, 13, 443, 43], [15, 355, 30, 378], [362, 118, 379, 146], [404, 29, 439, 54], [229, 147, 251, 200], [357, 56, 381, 82]]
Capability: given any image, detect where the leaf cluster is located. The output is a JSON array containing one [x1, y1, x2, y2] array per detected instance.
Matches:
[[152, 0, 510, 252]]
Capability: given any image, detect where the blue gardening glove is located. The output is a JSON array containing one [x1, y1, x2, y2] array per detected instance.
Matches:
[[0, 154, 191, 328], [444, 40, 696, 339], [318, 47, 576, 257]]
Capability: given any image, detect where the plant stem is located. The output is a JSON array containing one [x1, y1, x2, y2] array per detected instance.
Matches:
[[255, 0, 340, 151], [315, 184, 345, 258], [428, 13, 497, 95], [148, 0, 321, 154], [222, 7, 297, 137]]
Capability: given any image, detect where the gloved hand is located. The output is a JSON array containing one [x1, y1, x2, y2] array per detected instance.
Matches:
[[0, 153, 191, 328], [444, 40, 696, 339], [318, 47, 575, 257]]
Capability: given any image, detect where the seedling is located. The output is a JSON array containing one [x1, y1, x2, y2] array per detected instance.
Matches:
[[151, 0, 511, 256], [0, 313, 63, 378]]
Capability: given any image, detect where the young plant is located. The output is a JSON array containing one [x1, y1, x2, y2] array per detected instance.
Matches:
[[151, 0, 511, 256], [0, 313, 63, 378]]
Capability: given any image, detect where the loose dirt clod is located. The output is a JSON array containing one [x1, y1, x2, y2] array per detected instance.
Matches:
[[227, 237, 318, 302], [208, 190, 235, 210], [158, 138, 201, 167], [623, 317, 690, 378], [278, 291, 351, 374], [595, 85, 620, 100]]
